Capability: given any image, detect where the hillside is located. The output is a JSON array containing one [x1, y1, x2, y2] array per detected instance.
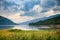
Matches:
[[0, 16, 17, 25], [20, 17, 47, 25], [29, 14, 60, 25], [0, 16, 18, 29]]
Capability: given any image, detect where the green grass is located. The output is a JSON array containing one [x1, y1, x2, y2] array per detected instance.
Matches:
[[0, 29, 60, 40]]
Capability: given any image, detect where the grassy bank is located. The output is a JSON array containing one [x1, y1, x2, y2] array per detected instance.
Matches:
[[0, 29, 60, 40]]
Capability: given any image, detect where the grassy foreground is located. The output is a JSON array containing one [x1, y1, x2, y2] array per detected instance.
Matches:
[[0, 29, 60, 40]]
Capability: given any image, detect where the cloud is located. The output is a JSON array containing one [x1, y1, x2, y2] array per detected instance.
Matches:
[[0, 0, 40, 13], [1, 0, 19, 10], [20, 0, 60, 17], [57, 0, 60, 6], [21, 0, 40, 11], [0, 0, 60, 23], [53, 6, 60, 12], [20, 5, 42, 17], [7, 13, 35, 23], [41, 0, 55, 8], [1, 0, 60, 14], [21, 4, 60, 18], [1, 11, 35, 23], [44, 9, 60, 17], [40, 0, 60, 13]]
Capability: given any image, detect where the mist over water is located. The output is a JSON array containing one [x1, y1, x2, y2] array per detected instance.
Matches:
[[0, 25, 52, 30], [13, 25, 39, 30]]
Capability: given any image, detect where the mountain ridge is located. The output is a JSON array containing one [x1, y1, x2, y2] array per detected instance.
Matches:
[[20, 17, 47, 25], [29, 14, 60, 25], [20, 14, 60, 25], [0, 16, 17, 25]]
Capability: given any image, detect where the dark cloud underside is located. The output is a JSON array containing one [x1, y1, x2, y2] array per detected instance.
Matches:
[[0, 0, 60, 16]]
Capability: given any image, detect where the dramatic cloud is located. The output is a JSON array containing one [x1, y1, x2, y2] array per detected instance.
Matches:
[[0, 0, 60, 23], [21, 0, 40, 11], [7, 13, 35, 23], [0, 0, 40, 13], [41, 0, 60, 13], [21, 5, 42, 17]]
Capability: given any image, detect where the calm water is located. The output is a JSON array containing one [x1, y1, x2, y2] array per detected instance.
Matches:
[[0, 25, 51, 30], [13, 25, 39, 30]]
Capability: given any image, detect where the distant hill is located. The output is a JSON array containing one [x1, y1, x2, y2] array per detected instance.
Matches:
[[29, 14, 60, 25], [0, 16, 17, 25], [20, 17, 47, 25]]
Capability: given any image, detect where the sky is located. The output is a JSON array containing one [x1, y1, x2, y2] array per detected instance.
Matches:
[[0, 0, 60, 23]]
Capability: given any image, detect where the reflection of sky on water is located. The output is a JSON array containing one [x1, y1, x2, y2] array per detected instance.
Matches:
[[0, 25, 14, 30], [0, 25, 51, 30], [13, 25, 38, 30], [0, 25, 38, 30]]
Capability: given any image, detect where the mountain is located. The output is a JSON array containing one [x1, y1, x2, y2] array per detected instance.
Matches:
[[46, 14, 60, 19], [0, 16, 17, 25], [20, 17, 47, 25], [29, 14, 60, 25], [20, 14, 60, 25]]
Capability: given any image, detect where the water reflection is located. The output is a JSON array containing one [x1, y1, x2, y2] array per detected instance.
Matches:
[[0, 25, 55, 30], [0, 25, 14, 30], [13, 25, 38, 30]]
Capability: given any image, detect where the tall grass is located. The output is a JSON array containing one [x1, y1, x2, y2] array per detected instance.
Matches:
[[0, 29, 60, 40]]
